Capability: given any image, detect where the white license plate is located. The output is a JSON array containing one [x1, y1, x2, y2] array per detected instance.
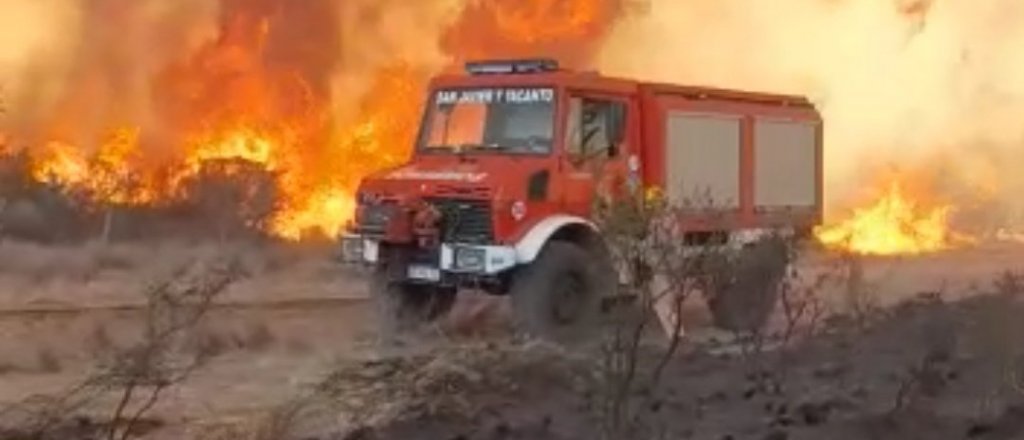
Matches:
[[407, 265, 441, 281]]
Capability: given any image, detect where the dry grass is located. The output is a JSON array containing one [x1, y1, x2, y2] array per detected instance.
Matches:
[[241, 340, 594, 440], [34, 348, 61, 374], [0, 240, 317, 282], [0, 241, 194, 285], [4, 256, 1024, 439], [0, 239, 348, 311], [189, 331, 231, 360], [322, 341, 590, 423], [239, 323, 275, 352], [87, 325, 115, 357], [0, 256, 244, 440]]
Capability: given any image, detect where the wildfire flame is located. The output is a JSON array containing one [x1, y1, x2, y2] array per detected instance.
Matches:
[[9, 0, 1011, 252], [815, 181, 973, 256], [2, 0, 619, 241]]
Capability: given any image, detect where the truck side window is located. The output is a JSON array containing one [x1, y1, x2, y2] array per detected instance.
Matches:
[[566, 97, 625, 164]]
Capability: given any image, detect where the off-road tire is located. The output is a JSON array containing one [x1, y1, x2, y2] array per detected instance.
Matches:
[[705, 236, 791, 333], [370, 258, 456, 338], [509, 241, 614, 343]]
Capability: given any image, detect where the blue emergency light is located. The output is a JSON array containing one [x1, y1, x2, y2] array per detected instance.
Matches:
[[464, 58, 560, 75]]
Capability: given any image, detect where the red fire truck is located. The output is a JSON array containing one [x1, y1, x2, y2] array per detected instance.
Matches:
[[340, 59, 823, 340]]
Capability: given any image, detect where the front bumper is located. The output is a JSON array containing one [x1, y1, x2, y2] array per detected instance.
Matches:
[[338, 233, 517, 278]]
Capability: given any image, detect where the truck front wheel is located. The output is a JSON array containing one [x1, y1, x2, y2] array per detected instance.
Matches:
[[509, 241, 612, 343], [370, 260, 456, 338]]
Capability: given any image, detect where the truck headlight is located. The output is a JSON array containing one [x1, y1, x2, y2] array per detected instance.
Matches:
[[356, 191, 378, 205], [453, 246, 487, 271]]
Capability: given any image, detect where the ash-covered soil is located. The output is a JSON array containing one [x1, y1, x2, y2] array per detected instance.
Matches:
[[0, 242, 1024, 440], [237, 289, 1024, 440]]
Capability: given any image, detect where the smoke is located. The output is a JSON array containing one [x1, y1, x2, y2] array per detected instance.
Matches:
[[0, 0, 624, 153], [330, 0, 465, 123], [598, 0, 1024, 222], [327, 0, 626, 121], [0, 0, 220, 148], [0, 0, 81, 126], [0, 0, 465, 167], [441, 0, 623, 68]]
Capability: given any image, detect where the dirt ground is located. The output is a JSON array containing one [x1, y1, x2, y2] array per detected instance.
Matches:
[[0, 240, 1023, 439]]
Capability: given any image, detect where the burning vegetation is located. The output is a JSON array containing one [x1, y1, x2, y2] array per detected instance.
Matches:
[[814, 157, 1008, 256], [0, 0, 623, 242], [815, 181, 966, 256], [0, 0, 1022, 254]]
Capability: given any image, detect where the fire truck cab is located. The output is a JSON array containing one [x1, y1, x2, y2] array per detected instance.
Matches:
[[340, 58, 823, 341]]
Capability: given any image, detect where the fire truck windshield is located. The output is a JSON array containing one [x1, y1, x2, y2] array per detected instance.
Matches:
[[419, 87, 556, 155]]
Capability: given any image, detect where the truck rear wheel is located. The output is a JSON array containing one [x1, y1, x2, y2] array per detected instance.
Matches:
[[704, 236, 791, 333], [509, 241, 612, 343], [370, 258, 456, 338]]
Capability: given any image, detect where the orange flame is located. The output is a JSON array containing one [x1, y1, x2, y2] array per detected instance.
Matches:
[[815, 180, 973, 256], [13, 0, 623, 241]]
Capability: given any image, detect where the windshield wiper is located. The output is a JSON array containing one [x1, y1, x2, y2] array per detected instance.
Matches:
[[466, 142, 509, 152], [422, 144, 453, 151], [424, 143, 508, 153]]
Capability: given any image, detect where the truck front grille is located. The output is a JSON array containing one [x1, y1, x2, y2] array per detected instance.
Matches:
[[425, 197, 494, 244]]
